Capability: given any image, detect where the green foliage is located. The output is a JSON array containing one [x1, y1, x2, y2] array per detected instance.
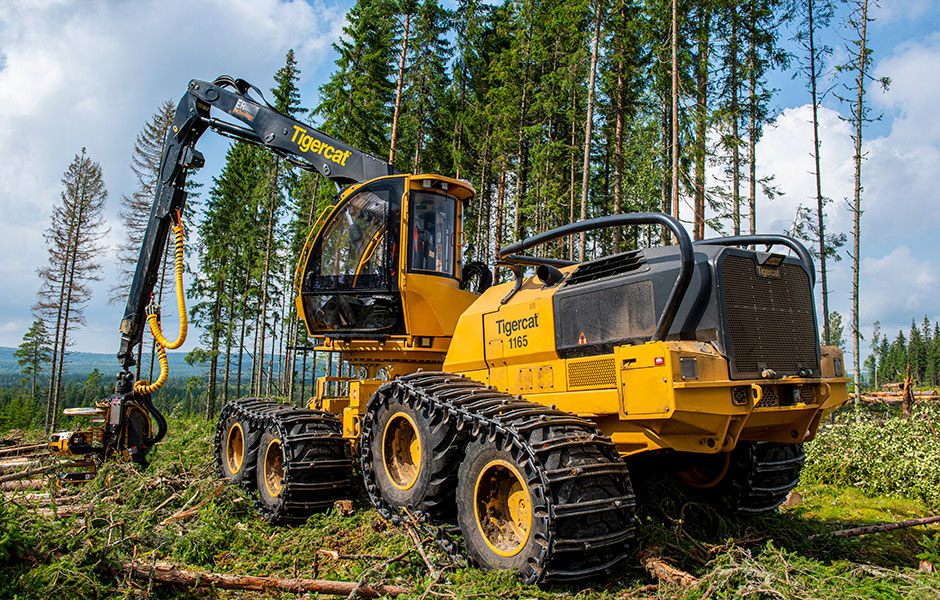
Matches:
[[803, 406, 940, 507]]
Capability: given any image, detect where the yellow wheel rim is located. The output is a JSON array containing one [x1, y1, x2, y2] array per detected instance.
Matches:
[[474, 459, 532, 557], [382, 413, 421, 491], [263, 438, 284, 498], [677, 452, 731, 489], [226, 422, 244, 475]]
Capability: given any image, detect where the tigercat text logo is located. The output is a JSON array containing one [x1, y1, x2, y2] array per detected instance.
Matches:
[[292, 126, 351, 166], [755, 265, 781, 279]]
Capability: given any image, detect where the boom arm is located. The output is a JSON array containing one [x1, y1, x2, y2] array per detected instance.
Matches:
[[115, 76, 400, 393]]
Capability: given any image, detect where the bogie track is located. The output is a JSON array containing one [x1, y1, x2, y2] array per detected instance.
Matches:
[[361, 372, 636, 584], [676, 441, 805, 515], [214, 398, 354, 523]]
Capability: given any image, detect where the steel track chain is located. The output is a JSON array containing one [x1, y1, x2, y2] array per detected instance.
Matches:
[[360, 371, 636, 584], [214, 398, 354, 523], [733, 441, 805, 515]]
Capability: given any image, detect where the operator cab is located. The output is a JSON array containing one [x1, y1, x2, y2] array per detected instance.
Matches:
[[297, 174, 478, 339]]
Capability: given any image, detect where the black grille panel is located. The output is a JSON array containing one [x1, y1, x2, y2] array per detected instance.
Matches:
[[722, 255, 819, 378], [565, 250, 646, 286]]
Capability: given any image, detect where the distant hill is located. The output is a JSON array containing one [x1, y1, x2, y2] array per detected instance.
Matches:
[[0, 346, 204, 378]]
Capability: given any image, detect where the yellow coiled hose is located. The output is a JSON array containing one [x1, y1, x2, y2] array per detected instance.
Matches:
[[134, 215, 187, 394]]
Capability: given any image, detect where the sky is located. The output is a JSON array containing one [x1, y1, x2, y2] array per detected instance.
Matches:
[[0, 0, 938, 372]]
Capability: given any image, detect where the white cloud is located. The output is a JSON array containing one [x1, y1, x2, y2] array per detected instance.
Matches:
[[862, 245, 939, 322], [0, 0, 348, 352], [749, 32, 940, 362]]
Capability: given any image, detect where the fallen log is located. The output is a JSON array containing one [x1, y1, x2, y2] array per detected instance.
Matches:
[[0, 460, 41, 472], [36, 504, 90, 518], [0, 444, 45, 458], [115, 561, 409, 597], [0, 464, 58, 483], [0, 479, 45, 492], [808, 515, 940, 540]]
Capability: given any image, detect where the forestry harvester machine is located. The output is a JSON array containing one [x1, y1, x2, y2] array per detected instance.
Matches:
[[49, 76, 848, 582]]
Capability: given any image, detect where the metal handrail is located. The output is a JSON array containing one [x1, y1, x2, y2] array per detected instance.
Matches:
[[496, 212, 694, 342]]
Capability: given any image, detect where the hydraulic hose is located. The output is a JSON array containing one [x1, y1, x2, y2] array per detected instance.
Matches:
[[134, 214, 187, 395]]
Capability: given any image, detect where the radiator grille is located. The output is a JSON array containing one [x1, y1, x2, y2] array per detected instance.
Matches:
[[568, 358, 617, 388], [565, 250, 646, 286], [722, 256, 819, 378]]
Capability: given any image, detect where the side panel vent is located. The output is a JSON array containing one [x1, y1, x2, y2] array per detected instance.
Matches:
[[565, 250, 646, 286], [568, 358, 617, 389]]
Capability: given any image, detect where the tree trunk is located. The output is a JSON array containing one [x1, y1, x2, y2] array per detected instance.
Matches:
[[579, 0, 603, 262], [748, 0, 758, 236], [809, 0, 830, 344], [205, 280, 223, 420], [569, 91, 578, 261], [236, 269, 250, 399], [257, 160, 281, 396], [670, 0, 680, 225], [851, 0, 871, 417], [389, 12, 411, 165], [53, 183, 89, 432], [493, 160, 507, 283], [694, 4, 710, 241], [730, 7, 741, 236], [612, 0, 626, 252]]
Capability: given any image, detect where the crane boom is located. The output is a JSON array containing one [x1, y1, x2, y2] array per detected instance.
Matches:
[[115, 76, 400, 394]]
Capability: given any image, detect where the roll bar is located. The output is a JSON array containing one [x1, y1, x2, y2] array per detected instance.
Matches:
[[497, 213, 694, 342], [694, 235, 815, 288]]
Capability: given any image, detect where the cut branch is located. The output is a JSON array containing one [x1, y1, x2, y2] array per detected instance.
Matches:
[[808, 515, 940, 540], [638, 549, 699, 588]]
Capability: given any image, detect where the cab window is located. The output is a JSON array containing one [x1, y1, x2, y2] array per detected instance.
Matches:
[[409, 191, 456, 277], [314, 179, 403, 290]]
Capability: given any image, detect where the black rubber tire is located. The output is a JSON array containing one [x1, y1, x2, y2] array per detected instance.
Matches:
[[256, 429, 287, 516], [252, 410, 354, 524], [677, 441, 805, 516], [366, 385, 463, 520], [218, 413, 256, 485], [456, 424, 635, 584], [214, 398, 289, 491], [456, 439, 549, 576]]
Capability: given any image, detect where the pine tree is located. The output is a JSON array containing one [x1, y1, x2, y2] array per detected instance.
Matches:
[[113, 100, 176, 380], [34, 149, 109, 432], [315, 0, 396, 157], [825, 311, 846, 351], [14, 319, 52, 402], [869, 320, 880, 389]]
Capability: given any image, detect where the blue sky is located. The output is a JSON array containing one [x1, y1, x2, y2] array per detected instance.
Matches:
[[0, 0, 938, 370]]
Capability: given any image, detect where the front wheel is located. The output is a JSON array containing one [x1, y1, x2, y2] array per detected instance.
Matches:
[[456, 442, 547, 574]]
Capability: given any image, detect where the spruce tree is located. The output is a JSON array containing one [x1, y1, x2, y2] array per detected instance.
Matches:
[[14, 319, 52, 402], [113, 100, 176, 380], [34, 148, 109, 432]]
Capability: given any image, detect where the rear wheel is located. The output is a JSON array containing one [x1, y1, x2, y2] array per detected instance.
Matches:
[[257, 430, 286, 508], [252, 410, 354, 524], [214, 398, 280, 489]]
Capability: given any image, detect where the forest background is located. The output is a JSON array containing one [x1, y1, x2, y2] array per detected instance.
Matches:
[[1, 0, 939, 428]]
